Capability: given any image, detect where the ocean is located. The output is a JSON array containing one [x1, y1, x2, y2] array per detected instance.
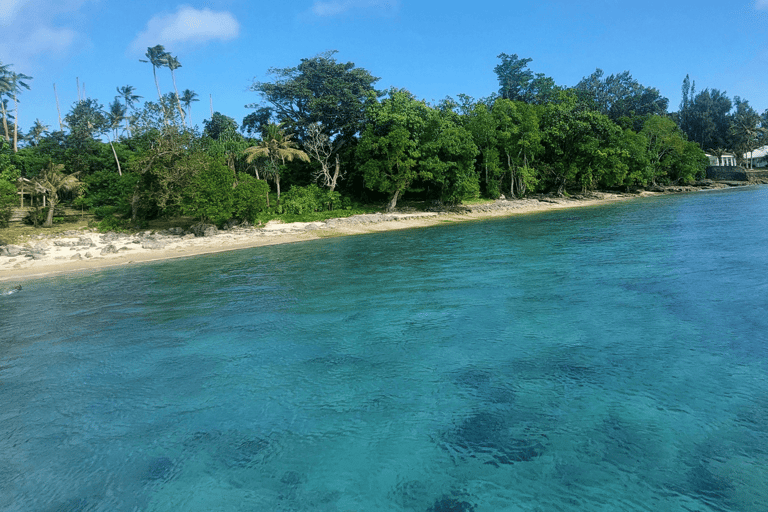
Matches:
[[1, 186, 767, 511]]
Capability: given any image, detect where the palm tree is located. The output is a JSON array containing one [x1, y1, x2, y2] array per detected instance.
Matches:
[[0, 63, 11, 143], [243, 123, 309, 207], [140, 45, 169, 124], [0, 98, 12, 144], [165, 55, 186, 125], [33, 162, 82, 227], [6, 70, 32, 152], [27, 119, 49, 146], [180, 89, 199, 128], [116, 85, 142, 137]]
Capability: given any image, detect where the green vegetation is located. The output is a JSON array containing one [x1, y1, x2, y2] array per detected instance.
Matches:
[[2, 50, 764, 236]]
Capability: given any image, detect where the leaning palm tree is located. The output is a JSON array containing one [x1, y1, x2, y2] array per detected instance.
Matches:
[[165, 55, 186, 125], [243, 123, 309, 207], [6, 70, 32, 152], [33, 162, 82, 227], [0, 98, 12, 144], [0, 63, 11, 143], [140, 45, 169, 124], [180, 89, 199, 128]]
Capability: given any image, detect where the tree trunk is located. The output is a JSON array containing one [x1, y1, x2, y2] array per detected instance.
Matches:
[[153, 67, 168, 126], [170, 70, 186, 125], [329, 154, 341, 192], [12, 94, 19, 152], [506, 151, 515, 198], [1, 101, 9, 142], [275, 174, 281, 207], [387, 188, 401, 212], [108, 140, 122, 176], [45, 200, 55, 227]]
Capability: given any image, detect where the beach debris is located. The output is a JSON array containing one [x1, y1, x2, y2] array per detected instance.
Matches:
[[141, 240, 166, 250], [190, 223, 218, 237], [1, 284, 22, 295]]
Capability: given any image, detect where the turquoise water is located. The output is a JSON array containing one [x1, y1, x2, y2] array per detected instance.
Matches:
[[2, 187, 768, 511]]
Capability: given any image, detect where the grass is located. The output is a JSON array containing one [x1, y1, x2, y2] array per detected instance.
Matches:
[[0, 218, 93, 245]]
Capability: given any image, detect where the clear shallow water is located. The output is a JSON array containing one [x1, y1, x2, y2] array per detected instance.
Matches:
[[2, 187, 768, 512]]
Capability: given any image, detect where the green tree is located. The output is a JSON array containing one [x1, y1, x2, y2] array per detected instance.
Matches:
[[165, 54, 186, 125], [357, 90, 427, 211], [494, 53, 561, 105], [180, 89, 199, 128], [357, 89, 478, 209], [132, 127, 200, 220], [541, 94, 626, 195], [243, 123, 309, 207], [420, 113, 479, 205], [249, 50, 382, 190], [27, 119, 49, 146], [492, 99, 543, 197], [678, 85, 731, 151], [140, 45, 170, 125], [575, 69, 668, 121], [729, 97, 763, 167], [183, 160, 234, 224], [640, 115, 688, 185], [232, 172, 269, 222], [33, 162, 82, 226], [116, 85, 142, 137], [464, 101, 501, 196], [0, 65, 33, 152]]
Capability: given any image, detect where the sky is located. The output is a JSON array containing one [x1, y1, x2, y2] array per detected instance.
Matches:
[[2, 0, 768, 136]]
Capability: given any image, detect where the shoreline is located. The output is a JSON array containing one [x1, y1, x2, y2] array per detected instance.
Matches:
[[0, 184, 745, 283]]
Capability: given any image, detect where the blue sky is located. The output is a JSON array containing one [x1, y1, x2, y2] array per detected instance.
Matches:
[[2, 0, 768, 135]]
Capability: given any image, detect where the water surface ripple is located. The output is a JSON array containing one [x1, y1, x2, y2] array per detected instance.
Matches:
[[2, 187, 768, 511]]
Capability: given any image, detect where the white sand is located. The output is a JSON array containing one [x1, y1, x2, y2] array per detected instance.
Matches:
[[0, 192, 657, 283]]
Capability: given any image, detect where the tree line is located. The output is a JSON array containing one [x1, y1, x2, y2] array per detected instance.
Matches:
[[2, 49, 765, 228]]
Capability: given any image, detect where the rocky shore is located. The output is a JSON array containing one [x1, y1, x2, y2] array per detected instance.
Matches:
[[0, 182, 750, 282]]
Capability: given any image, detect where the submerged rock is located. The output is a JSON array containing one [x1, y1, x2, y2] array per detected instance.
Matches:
[[442, 411, 546, 466], [427, 496, 476, 512]]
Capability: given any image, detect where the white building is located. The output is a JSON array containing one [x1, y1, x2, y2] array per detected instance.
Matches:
[[705, 153, 738, 166], [743, 146, 768, 168]]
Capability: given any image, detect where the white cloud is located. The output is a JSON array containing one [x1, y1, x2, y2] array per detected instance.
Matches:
[[311, 0, 400, 17], [129, 6, 240, 55], [758, 0, 768, 9], [0, 0, 32, 26], [0, 5, 81, 67]]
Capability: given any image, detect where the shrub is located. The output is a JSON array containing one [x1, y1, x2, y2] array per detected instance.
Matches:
[[232, 173, 269, 223], [0, 179, 16, 227], [182, 161, 234, 225], [281, 184, 345, 214]]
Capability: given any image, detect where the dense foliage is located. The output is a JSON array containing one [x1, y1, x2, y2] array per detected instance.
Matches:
[[2, 49, 764, 231]]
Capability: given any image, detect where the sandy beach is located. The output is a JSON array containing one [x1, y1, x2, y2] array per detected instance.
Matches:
[[0, 189, 701, 283]]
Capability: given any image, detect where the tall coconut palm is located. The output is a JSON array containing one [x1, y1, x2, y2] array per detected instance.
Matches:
[[140, 45, 169, 124], [6, 71, 32, 152], [165, 55, 186, 125], [116, 85, 142, 137], [33, 162, 82, 227], [243, 123, 309, 207], [180, 89, 199, 128], [27, 119, 49, 146], [0, 63, 11, 143], [0, 98, 12, 144]]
